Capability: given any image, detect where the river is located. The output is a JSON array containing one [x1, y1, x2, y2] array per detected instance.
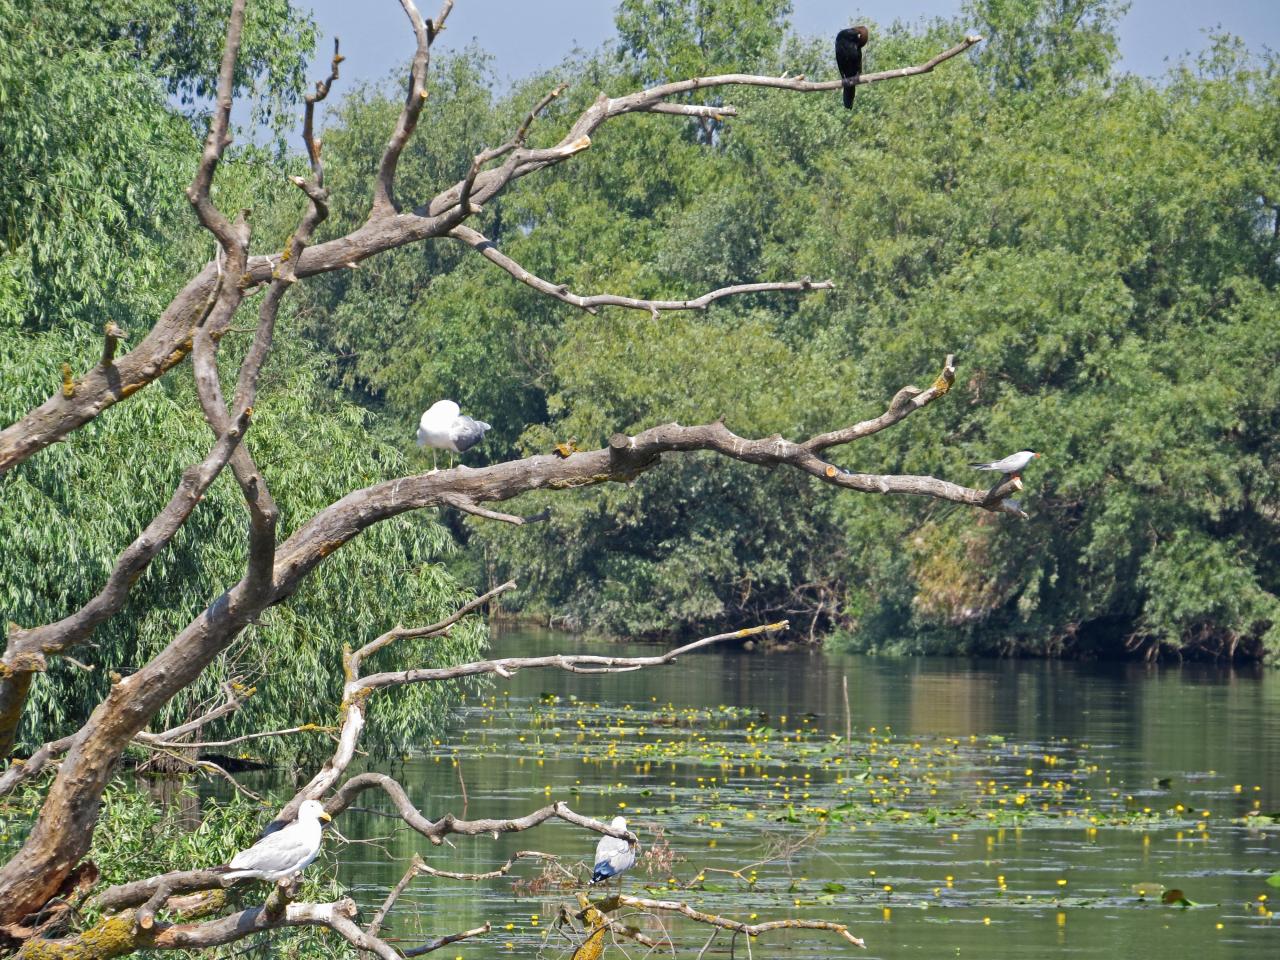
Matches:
[[326, 629, 1279, 958]]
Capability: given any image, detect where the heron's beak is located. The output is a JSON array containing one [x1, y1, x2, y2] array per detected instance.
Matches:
[[319, 811, 332, 822]]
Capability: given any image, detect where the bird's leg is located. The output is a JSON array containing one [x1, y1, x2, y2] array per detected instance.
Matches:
[[430, 450, 439, 473]]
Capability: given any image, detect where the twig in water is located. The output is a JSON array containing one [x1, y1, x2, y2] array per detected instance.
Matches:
[[456, 755, 468, 818], [842, 674, 852, 761]]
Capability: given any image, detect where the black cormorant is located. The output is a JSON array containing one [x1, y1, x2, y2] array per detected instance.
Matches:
[[835, 25, 869, 109]]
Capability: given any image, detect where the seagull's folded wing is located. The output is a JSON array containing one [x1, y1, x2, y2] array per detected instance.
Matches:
[[450, 416, 490, 453], [229, 824, 310, 874]]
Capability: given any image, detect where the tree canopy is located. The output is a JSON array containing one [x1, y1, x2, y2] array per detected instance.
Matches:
[[0, 0, 481, 758], [297, 0, 1280, 659], [2, 0, 1277, 954], [4, 0, 1278, 760]]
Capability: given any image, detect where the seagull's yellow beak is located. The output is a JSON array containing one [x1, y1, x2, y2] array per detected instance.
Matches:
[[319, 811, 332, 822]]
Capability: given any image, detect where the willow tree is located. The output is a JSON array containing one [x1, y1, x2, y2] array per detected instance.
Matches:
[[0, 1, 1008, 954]]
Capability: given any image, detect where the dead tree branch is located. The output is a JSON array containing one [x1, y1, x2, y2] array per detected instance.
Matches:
[[0, 407, 252, 755], [444, 496, 550, 525], [399, 923, 490, 957], [425, 35, 983, 218], [184, 0, 245, 250], [303, 37, 344, 178], [0, 35, 979, 475], [0, 4, 985, 935], [349, 581, 516, 675], [357, 620, 789, 691], [1, 684, 252, 798], [363, 843, 558, 954], [0, 735, 75, 796], [597, 893, 866, 949], [141, 682, 250, 744], [272, 582, 516, 828], [450, 224, 833, 316], [372, 1, 455, 216], [411, 850, 558, 882], [325, 784, 635, 848], [13, 897, 430, 960], [138, 724, 334, 751], [459, 82, 569, 215], [644, 102, 738, 118]]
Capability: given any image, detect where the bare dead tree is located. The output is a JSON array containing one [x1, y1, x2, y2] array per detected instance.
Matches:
[[33, 607, 836, 959], [0, 0, 999, 949]]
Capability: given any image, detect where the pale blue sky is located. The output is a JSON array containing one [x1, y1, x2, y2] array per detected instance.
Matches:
[[299, 0, 1279, 94]]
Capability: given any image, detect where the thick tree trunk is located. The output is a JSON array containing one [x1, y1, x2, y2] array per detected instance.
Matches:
[[0, 594, 254, 923]]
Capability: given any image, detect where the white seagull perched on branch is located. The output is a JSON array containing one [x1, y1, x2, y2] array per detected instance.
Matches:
[[219, 799, 331, 882], [417, 399, 491, 471], [970, 450, 1041, 477], [590, 816, 636, 885]]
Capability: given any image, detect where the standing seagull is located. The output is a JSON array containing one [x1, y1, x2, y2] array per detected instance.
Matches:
[[970, 450, 1041, 478], [590, 816, 636, 886], [417, 399, 491, 471], [219, 799, 331, 882], [834, 25, 869, 109]]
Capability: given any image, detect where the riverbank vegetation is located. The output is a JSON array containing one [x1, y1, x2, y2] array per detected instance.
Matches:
[[0, 0, 1274, 947], [4, 4, 1277, 706], [2, 0, 1278, 953], [0, 0, 1027, 950], [292, 0, 1280, 661]]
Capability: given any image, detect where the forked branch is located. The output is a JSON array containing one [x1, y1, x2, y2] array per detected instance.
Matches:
[[425, 35, 983, 218], [14, 897, 474, 960], [303, 37, 344, 177], [458, 82, 569, 215], [450, 224, 833, 316], [372, 0, 455, 215], [0, 34, 982, 476], [185, 0, 246, 250], [595, 893, 866, 949]]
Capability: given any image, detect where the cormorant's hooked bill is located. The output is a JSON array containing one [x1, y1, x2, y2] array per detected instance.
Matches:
[[835, 25, 869, 109]]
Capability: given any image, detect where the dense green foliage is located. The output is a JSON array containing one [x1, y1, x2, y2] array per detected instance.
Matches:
[[299, 0, 1280, 660], [1, 0, 486, 755], [0, 779, 341, 955], [4, 0, 1278, 692]]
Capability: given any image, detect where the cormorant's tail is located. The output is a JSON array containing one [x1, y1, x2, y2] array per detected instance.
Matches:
[[843, 83, 854, 109]]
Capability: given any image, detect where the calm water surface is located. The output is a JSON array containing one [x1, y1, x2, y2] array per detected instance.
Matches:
[[331, 630, 1279, 958]]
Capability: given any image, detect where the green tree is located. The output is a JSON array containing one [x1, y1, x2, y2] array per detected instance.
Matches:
[[0, 0, 480, 759], [615, 0, 793, 82], [301, 2, 1280, 659], [964, 0, 1128, 91]]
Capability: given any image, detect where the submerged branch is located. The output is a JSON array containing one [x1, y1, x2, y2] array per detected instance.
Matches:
[[601, 893, 866, 949]]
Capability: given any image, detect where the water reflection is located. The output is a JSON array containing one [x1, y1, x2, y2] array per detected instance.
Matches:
[[291, 632, 1280, 957]]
